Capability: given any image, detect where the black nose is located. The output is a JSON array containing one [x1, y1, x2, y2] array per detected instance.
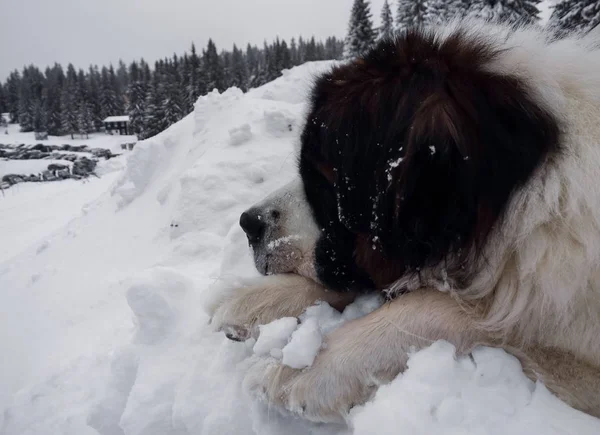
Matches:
[[240, 211, 265, 244]]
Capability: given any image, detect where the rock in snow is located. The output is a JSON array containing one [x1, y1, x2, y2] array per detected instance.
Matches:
[[0, 60, 599, 435]]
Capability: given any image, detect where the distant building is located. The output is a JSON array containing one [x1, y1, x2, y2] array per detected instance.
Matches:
[[103, 116, 130, 135]]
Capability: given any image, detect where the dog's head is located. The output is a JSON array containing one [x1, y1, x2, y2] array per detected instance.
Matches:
[[241, 27, 560, 293]]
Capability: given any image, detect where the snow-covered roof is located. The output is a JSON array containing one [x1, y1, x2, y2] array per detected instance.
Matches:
[[103, 115, 129, 123]]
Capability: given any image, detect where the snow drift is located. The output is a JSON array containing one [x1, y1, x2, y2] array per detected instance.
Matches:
[[1, 61, 599, 435]]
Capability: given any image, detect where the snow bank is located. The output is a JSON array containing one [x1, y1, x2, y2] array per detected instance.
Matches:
[[1, 60, 599, 435]]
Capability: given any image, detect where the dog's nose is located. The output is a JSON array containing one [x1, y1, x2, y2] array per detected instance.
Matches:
[[240, 210, 265, 244]]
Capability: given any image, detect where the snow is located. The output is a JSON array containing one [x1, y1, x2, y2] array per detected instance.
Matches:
[[103, 116, 130, 123], [281, 317, 322, 369], [0, 60, 599, 435], [253, 317, 298, 356]]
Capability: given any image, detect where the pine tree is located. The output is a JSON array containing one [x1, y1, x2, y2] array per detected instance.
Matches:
[[32, 98, 47, 133], [163, 57, 184, 126], [396, 0, 428, 29], [471, 0, 541, 25], [230, 45, 249, 91], [5, 71, 21, 123], [126, 61, 148, 137], [100, 66, 120, 118], [304, 37, 318, 61], [186, 43, 205, 110], [379, 1, 395, 41], [426, 0, 472, 24], [17, 67, 44, 132], [87, 66, 103, 131], [141, 69, 168, 139], [549, 0, 600, 37], [61, 65, 79, 139], [345, 0, 376, 58], [44, 64, 65, 135], [77, 100, 94, 138], [204, 39, 226, 92], [0, 83, 6, 115]]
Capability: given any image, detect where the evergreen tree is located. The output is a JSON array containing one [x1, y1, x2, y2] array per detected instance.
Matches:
[[32, 98, 47, 133], [379, 1, 395, 41], [87, 66, 103, 131], [186, 43, 205, 110], [100, 66, 120, 118], [471, 0, 541, 25], [17, 66, 45, 132], [44, 64, 65, 135], [77, 100, 94, 138], [304, 37, 318, 61], [126, 61, 147, 137], [230, 44, 249, 91], [204, 39, 226, 92], [425, 0, 471, 24], [5, 71, 21, 123], [344, 0, 376, 58], [396, 0, 428, 29], [163, 57, 184, 126], [549, 0, 600, 37], [141, 70, 168, 139], [0, 83, 6, 115], [61, 64, 79, 139], [246, 44, 261, 88]]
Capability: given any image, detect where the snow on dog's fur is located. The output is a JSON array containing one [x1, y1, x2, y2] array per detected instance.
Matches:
[[210, 20, 600, 422]]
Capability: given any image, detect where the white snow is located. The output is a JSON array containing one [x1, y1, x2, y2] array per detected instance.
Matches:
[[253, 317, 298, 357], [103, 116, 130, 123], [228, 123, 252, 146], [281, 317, 322, 369], [0, 60, 598, 435]]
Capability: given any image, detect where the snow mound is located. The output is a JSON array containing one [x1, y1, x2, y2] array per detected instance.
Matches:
[[1, 60, 599, 435], [352, 342, 600, 435]]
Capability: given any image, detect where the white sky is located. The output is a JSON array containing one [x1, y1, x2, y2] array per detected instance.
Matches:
[[0, 0, 387, 81]]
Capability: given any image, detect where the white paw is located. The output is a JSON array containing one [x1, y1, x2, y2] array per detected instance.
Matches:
[[243, 339, 379, 423]]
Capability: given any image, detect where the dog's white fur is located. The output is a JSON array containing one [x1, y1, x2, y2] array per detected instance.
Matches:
[[209, 21, 600, 422]]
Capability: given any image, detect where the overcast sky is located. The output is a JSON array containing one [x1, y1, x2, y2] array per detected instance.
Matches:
[[0, 0, 388, 81]]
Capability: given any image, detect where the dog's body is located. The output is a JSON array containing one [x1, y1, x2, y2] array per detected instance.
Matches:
[[209, 20, 600, 422]]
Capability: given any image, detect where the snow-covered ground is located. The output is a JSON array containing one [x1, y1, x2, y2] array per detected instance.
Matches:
[[1, 61, 599, 435]]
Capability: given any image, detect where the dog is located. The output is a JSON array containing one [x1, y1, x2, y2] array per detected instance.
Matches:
[[209, 20, 600, 423]]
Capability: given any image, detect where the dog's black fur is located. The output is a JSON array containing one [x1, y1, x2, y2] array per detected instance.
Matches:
[[299, 29, 561, 293]]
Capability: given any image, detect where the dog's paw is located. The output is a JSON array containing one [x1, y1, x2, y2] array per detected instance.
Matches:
[[209, 274, 355, 342], [243, 336, 380, 423]]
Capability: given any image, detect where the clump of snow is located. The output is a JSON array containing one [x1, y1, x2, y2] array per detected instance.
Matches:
[[253, 317, 298, 356], [1, 60, 599, 435], [249, 296, 384, 370], [228, 123, 252, 146], [282, 317, 323, 369], [264, 109, 296, 137]]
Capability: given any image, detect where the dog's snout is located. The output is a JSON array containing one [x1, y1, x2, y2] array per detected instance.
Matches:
[[240, 210, 265, 243]]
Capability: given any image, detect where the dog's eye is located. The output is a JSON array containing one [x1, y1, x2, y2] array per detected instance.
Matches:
[[270, 210, 281, 220]]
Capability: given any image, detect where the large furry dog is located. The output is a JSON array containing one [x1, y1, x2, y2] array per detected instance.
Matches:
[[209, 21, 600, 422]]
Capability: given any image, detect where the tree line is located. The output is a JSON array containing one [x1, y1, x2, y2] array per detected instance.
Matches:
[[345, 0, 600, 58], [0, 36, 343, 140]]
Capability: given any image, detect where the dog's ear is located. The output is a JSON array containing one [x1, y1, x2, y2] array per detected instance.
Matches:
[[382, 73, 560, 267]]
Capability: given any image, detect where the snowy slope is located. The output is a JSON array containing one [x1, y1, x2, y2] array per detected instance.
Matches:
[[1, 61, 599, 435]]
